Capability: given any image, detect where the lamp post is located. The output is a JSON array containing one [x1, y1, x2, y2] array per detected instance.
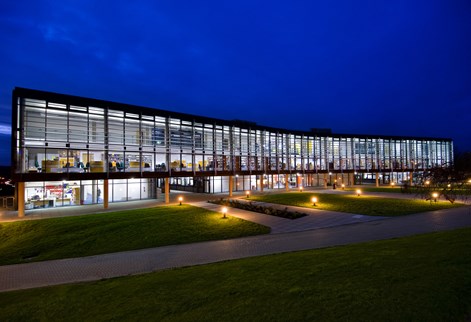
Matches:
[[311, 196, 317, 206], [178, 196, 183, 206], [222, 207, 227, 219]]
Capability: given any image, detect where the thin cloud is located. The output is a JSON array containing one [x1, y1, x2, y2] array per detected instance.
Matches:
[[0, 124, 11, 135], [39, 24, 77, 45]]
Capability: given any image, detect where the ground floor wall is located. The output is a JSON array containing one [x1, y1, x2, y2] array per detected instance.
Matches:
[[18, 170, 417, 212], [24, 178, 156, 210]]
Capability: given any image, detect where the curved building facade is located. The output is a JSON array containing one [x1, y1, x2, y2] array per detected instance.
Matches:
[[11, 87, 453, 215]]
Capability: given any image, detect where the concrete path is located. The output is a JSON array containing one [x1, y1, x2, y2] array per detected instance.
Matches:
[[0, 205, 470, 293], [194, 200, 387, 234]]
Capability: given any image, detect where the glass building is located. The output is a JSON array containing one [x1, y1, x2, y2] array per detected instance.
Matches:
[[11, 87, 453, 215]]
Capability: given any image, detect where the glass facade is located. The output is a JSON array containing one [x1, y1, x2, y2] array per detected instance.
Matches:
[[12, 88, 454, 208]]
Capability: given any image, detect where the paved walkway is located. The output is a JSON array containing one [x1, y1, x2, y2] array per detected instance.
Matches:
[[0, 204, 470, 293], [195, 200, 387, 234]]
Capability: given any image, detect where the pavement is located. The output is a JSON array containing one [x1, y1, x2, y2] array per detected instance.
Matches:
[[0, 188, 470, 293], [196, 200, 387, 234]]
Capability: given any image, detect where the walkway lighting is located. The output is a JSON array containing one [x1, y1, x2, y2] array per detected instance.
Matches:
[[299, 186, 303, 192], [356, 189, 361, 196], [178, 196, 183, 206], [222, 207, 227, 219], [341, 183, 345, 190], [311, 196, 317, 206], [246, 191, 250, 198], [425, 180, 430, 185], [391, 182, 395, 187], [432, 192, 438, 202]]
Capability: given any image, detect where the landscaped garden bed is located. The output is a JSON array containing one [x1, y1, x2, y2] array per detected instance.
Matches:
[[209, 198, 306, 219]]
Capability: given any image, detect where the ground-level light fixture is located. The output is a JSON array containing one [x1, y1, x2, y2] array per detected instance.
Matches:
[[425, 180, 430, 185], [432, 192, 438, 202], [178, 196, 183, 206], [246, 190, 250, 198], [299, 186, 303, 192], [341, 183, 345, 190], [391, 182, 395, 187], [222, 207, 228, 219], [311, 196, 317, 206], [356, 189, 362, 196]]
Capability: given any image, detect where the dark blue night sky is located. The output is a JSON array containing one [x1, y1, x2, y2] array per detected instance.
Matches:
[[1, 1, 470, 165]]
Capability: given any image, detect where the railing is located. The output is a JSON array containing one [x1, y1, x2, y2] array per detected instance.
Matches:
[[1, 197, 15, 209]]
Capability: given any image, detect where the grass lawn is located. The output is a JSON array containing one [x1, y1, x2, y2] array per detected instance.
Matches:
[[1, 227, 470, 321], [0, 205, 270, 265], [250, 192, 462, 216]]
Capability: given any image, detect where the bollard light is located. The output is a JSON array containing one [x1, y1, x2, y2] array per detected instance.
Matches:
[[222, 207, 228, 219], [356, 189, 361, 197], [299, 186, 303, 192], [432, 192, 438, 202], [341, 183, 345, 190], [178, 196, 183, 206], [246, 190, 250, 198], [311, 196, 317, 206]]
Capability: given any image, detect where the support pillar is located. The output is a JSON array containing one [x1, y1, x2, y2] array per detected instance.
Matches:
[[103, 179, 109, 209], [410, 172, 413, 186], [17, 182, 25, 218], [285, 174, 290, 191], [349, 173, 354, 186], [92, 180, 97, 203], [324, 173, 328, 188], [375, 172, 379, 187], [229, 176, 233, 197], [165, 177, 170, 203], [259, 175, 264, 191]]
